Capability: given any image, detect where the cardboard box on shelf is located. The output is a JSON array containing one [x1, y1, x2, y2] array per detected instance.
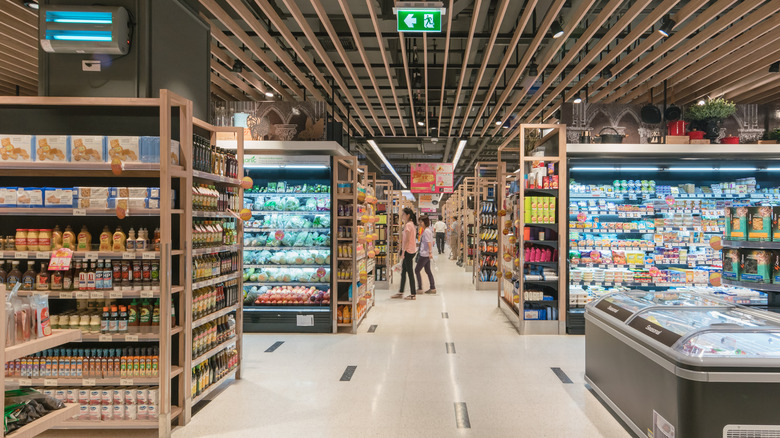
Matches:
[[665, 136, 690, 144], [107, 136, 141, 163], [16, 187, 43, 207], [0, 135, 34, 162], [70, 136, 105, 162], [35, 136, 69, 161], [0, 187, 17, 207]]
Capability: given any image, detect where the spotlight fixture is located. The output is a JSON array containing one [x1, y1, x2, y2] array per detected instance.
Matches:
[[657, 15, 675, 38], [417, 120, 425, 127], [23, 1, 38, 9], [770, 62, 780, 73], [264, 91, 274, 98], [452, 139, 467, 169], [550, 20, 564, 39], [528, 59, 538, 76], [495, 120, 502, 126], [697, 99, 706, 106], [231, 60, 243, 73]]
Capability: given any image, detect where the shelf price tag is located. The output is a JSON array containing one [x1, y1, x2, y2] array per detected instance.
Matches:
[[142, 252, 156, 260], [125, 334, 139, 342], [85, 252, 99, 260], [36, 252, 50, 259], [75, 291, 89, 299], [109, 291, 123, 299], [73, 208, 87, 216], [120, 379, 134, 386], [140, 290, 153, 298], [90, 291, 104, 299], [44, 379, 57, 387], [82, 379, 96, 387], [59, 292, 73, 299], [17, 379, 32, 386], [122, 252, 135, 259], [14, 251, 28, 259], [99, 334, 112, 342]]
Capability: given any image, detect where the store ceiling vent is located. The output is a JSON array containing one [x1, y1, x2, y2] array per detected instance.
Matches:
[[724, 425, 780, 438], [39, 5, 131, 55], [319, 19, 355, 51]]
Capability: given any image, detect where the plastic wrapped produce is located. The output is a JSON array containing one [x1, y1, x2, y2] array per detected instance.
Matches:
[[259, 250, 272, 264], [293, 231, 308, 247], [283, 197, 300, 211], [282, 232, 296, 247], [314, 251, 326, 264], [304, 251, 315, 265], [305, 198, 317, 211]]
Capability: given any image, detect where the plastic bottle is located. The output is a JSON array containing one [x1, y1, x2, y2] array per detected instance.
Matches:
[[112, 226, 126, 252], [152, 299, 160, 333], [36, 262, 50, 290], [6, 261, 21, 288], [51, 225, 63, 250], [139, 299, 151, 333], [77, 225, 92, 251], [62, 225, 77, 250], [118, 306, 128, 333], [128, 299, 139, 333], [0, 261, 7, 285], [126, 228, 136, 252], [21, 261, 36, 291], [99, 226, 112, 251]]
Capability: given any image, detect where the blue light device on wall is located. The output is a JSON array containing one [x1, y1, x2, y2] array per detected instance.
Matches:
[[39, 5, 131, 54]]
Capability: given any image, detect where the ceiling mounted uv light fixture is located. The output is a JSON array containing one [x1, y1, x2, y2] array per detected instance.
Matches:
[[24, 1, 39, 10], [40, 5, 131, 54], [657, 15, 675, 38], [770, 62, 780, 73], [550, 20, 564, 39]]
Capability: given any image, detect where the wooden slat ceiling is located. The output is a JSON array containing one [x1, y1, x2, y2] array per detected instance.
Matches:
[[2, 0, 780, 177]]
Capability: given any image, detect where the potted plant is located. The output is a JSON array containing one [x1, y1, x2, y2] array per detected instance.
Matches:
[[685, 97, 736, 143], [762, 128, 780, 144]]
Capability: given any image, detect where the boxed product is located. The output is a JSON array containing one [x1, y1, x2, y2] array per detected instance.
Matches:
[[726, 206, 748, 240], [523, 308, 545, 320], [0, 135, 34, 162], [76, 187, 109, 199], [70, 136, 105, 162], [108, 197, 160, 210], [106, 136, 141, 163], [44, 188, 74, 208], [748, 206, 773, 241], [773, 207, 780, 241], [0, 187, 17, 207], [773, 252, 780, 284], [16, 187, 43, 208], [76, 198, 109, 209], [109, 187, 160, 199], [740, 249, 771, 283], [139, 137, 181, 165], [35, 136, 69, 162]]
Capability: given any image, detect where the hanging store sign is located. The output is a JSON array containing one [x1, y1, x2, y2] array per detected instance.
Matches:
[[395, 9, 443, 32], [419, 194, 437, 213], [411, 163, 453, 193]]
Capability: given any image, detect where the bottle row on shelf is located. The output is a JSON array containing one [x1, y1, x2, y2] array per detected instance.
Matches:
[[192, 315, 235, 359], [192, 252, 239, 282], [4, 225, 160, 253], [2, 258, 162, 293], [193, 219, 239, 249], [193, 279, 240, 321], [191, 347, 239, 398], [52, 298, 174, 334], [52, 385, 160, 422], [193, 134, 239, 178], [6, 346, 161, 379], [192, 184, 241, 212]]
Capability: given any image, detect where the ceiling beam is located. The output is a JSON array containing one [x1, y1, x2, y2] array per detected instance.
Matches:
[[210, 58, 265, 100], [468, 0, 537, 137], [446, 0, 483, 137], [479, 0, 566, 136], [457, 0, 511, 138], [399, 33, 418, 137], [612, 0, 775, 104], [201, 0, 300, 99], [489, 0, 595, 138], [725, 76, 780, 102], [311, 0, 386, 136], [211, 73, 247, 100], [210, 84, 234, 102], [366, 0, 406, 136], [337, 0, 395, 135], [438, 0, 454, 134], [279, 0, 370, 137]]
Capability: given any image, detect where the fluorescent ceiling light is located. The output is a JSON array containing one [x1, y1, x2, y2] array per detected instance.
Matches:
[[46, 11, 113, 24], [571, 166, 660, 171], [668, 167, 757, 172], [367, 139, 407, 189], [452, 139, 467, 169]]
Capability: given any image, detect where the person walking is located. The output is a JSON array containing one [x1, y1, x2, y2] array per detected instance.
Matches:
[[392, 207, 418, 300], [433, 218, 447, 254], [415, 216, 437, 294]]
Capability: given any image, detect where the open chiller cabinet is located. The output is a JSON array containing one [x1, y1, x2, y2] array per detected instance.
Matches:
[[0, 91, 192, 434], [498, 124, 567, 335], [473, 162, 502, 290]]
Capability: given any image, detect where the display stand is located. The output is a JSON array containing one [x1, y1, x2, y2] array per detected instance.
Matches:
[[460, 178, 476, 271], [473, 163, 502, 290], [498, 125, 567, 335], [363, 168, 378, 310], [186, 119, 243, 422], [387, 190, 402, 285], [374, 180, 392, 289], [0, 92, 192, 434]]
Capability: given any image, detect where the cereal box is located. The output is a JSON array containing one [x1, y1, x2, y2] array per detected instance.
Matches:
[[16, 188, 43, 208], [106, 136, 141, 163], [740, 249, 771, 283], [728, 206, 748, 240], [35, 136, 69, 162], [44, 188, 74, 208], [772, 207, 780, 241], [0, 135, 34, 162], [69, 136, 105, 162], [748, 206, 773, 241], [722, 249, 740, 281], [0, 188, 17, 207]]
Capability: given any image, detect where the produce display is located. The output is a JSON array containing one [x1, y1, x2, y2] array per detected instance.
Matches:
[[246, 286, 330, 306]]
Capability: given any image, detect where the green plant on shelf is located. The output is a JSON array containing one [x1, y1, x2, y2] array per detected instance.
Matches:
[[766, 128, 780, 142], [685, 97, 736, 121]]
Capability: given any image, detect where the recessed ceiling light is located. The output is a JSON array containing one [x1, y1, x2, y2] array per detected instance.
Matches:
[[495, 120, 502, 126], [23, 1, 38, 9], [550, 21, 564, 39]]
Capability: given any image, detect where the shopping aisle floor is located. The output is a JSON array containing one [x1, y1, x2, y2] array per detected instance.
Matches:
[[175, 251, 631, 438]]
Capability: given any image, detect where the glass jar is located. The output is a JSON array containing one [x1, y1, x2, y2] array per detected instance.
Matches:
[[26, 229, 39, 251], [89, 315, 101, 334], [79, 314, 91, 334], [15, 229, 27, 251], [69, 314, 80, 330], [38, 229, 52, 251]]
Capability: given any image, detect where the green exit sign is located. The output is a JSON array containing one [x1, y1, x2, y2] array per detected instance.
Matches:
[[396, 9, 442, 32]]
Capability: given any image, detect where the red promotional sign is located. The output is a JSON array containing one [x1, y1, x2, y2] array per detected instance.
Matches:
[[411, 163, 453, 193]]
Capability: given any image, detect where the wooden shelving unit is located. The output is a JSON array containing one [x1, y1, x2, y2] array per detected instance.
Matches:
[[459, 177, 476, 271], [0, 92, 189, 436], [387, 189, 403, 285], [473, 162, 502, 290], [497, 124, 567, 335], [374, 180, 392, 289]]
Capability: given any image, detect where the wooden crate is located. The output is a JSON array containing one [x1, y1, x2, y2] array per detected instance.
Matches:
[[666, 136, 690, 144]]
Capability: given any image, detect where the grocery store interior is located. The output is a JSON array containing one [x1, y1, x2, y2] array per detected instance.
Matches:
[[1, 0, 780, 437]]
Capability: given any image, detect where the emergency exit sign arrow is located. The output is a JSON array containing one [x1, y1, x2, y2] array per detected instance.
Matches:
[[396, 9, 443, 32]]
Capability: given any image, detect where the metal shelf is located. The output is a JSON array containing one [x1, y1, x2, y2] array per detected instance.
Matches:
[[721, 240, 780, 250], [5, 330, 81, 362], [722, 279, 780, 293]]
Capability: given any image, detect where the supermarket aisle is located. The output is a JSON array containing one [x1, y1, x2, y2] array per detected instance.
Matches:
[[174, 253, 630, 438]]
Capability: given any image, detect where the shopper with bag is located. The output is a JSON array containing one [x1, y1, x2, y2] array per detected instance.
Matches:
[[392, 207, 418, 300], [433, 218, 447, 254], [415, 216, 437, 294]]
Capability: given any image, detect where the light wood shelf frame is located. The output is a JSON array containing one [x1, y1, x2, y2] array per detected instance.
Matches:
[[333, 156, 361, 333], [473, 162, 504, 289], [374, 179, 393, 288]]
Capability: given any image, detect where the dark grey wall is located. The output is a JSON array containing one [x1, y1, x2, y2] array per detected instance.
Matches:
[[39, 0, 210, 119]]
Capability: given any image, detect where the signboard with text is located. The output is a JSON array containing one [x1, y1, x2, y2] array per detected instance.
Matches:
[[396, 9, 442, 32], [419, 194, 437, 213], [411, 163, 453, 193]]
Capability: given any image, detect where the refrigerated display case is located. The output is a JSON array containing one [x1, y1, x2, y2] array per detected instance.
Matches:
[[241, 155, 332, 332], [586, 291, 780, 438]]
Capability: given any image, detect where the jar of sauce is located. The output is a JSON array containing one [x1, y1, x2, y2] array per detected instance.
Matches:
[[15, 229, 27, 251], [38, 229, 52, 251], [26, 229, 39, 252]]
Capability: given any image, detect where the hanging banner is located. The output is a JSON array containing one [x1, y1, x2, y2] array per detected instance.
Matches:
[[419, 194, 437, 213], [411, 163, 454, 193]]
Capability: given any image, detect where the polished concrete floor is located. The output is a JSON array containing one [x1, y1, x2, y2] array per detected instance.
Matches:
[[175, 250, 632, 438]]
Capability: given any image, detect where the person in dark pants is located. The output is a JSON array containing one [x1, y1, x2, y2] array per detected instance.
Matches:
[[433, 218, 447, 254], [415, 216, 436, 294], [392, 207, 418, 300]]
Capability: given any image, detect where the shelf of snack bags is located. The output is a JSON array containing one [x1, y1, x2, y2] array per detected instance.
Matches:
[[0, 92, 197, 435], [473, 163, 502, 290], [495, 155, 522, 315]]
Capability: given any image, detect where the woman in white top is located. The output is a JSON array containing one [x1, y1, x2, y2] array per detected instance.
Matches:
[[414, 216, 436, 294]]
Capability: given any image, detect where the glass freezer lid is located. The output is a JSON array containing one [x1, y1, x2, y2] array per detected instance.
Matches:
[[634, 307, 780, 336], [590, 291, 725, 322], [680, 330, 780, 358]]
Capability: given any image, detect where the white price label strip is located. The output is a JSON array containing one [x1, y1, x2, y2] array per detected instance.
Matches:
[[120, 379, 133, 386], [122, 252, 135, 259], [99, 334, 112, 342], [75, 291, 89, 299], [36, 252, 50, 259], [110, 291, 123, 299], [82, 379, 96, 386], [85, 252, 99, 260], [17, 379, 32, 386], [14, 252, 28, 259], [142, 252, 156, 259], [90, 291, 105, 299], [73, 208, 87, 216], [44, 379, 57, 387], [125, 334, 139, 342], [141, 291, 153, 298], [59, 292, 73, 299]]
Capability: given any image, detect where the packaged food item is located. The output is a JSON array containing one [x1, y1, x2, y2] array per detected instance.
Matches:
[[44, 188, 74, 208], [107, 136, 140, 163], [0, 135, 34, 161], [748, 206, 773, 241], [0, 187, 17, 207], [30, 294, 52, 337], [16, 188, 43, 208], [727, 206, 748, 240], [35, 136, 69, 162], [740, 249, 771, 283], [69, 136, 105, 162]]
